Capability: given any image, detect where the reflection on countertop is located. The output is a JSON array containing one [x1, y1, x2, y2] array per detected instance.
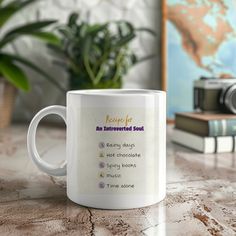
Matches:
[[0, 125, 235, 235]]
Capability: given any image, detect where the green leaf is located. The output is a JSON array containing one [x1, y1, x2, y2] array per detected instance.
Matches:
[[137, 54, 157, 63], [0, 0, 37, 27], [0, 7, 18, 27], [57, 26, 73, 39], [47, 44, 66, 57], [82, 36, 96, 83], [5, 0, 37, 7], [130, 54, 138, 64], [117, 21, 134, 36], [113, 33, 136, 48], [0, 53, 66, 92], [79, 23, 87, 37], [30, 32, 60, 45], [68, 12, 79, 27], [0, 57, 29, 91], [0, 20, 57, 48], [5, 20, 57, 36], [86, 24, 107, 35], [135, 27, 156, 36]]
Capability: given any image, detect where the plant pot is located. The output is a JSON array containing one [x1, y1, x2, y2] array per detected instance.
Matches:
[[0, 78, 17, 129]]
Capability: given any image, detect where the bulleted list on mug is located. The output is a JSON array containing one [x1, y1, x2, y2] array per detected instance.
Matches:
[[97, 141, 142, 190], [77, 108, 158, 194]]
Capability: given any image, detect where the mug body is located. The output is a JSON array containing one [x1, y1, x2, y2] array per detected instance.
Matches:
[[66, 89, 166, 209]]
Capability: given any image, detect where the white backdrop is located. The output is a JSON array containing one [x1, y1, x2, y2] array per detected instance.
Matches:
[[4, 0, 161, 121]]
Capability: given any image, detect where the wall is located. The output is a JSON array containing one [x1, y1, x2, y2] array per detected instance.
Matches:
[[5, 0, 161, 121]]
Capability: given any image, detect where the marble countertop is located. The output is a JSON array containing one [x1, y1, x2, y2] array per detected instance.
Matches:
[[0, 125, 235, 236]]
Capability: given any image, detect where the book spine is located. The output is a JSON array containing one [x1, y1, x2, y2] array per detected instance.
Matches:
[[209, 119, 236, 136]]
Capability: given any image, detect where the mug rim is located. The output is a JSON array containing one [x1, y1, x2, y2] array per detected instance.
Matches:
[[67, 89, 165, 96]]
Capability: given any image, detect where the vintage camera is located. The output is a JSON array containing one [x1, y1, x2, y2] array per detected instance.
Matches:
[[194, 77, 236, 114]]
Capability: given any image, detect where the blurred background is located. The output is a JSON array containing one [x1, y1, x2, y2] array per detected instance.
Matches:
[[2, 0, 236, 143], [0, 0, 161, 126]]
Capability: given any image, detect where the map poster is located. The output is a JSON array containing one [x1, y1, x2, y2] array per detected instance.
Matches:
[[167, 0, 236, 118]]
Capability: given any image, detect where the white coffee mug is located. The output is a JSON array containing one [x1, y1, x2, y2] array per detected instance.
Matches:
[[27, 89, 166, 209]]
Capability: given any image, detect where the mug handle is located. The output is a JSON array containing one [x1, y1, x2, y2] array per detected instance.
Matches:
[[27, 105, 67, 176]]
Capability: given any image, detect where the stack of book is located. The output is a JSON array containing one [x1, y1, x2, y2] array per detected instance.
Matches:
[[172, 112, 236, 153]]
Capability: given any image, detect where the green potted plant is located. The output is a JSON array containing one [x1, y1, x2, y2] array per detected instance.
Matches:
[[0, 0, 64, 128], [49, 13, 156, 90]]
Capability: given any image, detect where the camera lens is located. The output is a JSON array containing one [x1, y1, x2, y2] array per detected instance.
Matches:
[[232, 91, 236, 108], [221, 84, 236, 114]]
